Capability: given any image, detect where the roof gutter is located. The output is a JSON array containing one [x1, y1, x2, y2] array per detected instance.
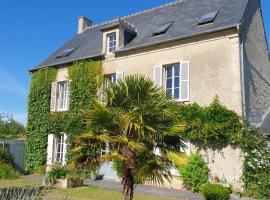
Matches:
[[29, 54, 103, 73]]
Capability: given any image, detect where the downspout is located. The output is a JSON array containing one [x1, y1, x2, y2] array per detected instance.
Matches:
[[238, 24, 247, 119]]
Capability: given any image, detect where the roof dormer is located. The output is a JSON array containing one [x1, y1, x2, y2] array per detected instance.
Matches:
[[100, 18, 136, 56]]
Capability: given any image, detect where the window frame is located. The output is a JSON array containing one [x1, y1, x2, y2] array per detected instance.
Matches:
[[163, 61, 190, 102], [54, 133, 65, 165], [104, 73, 117, 90], [107, 32, 117, 54], [55, 81, 69, 112], [164, 63, 181, 101]]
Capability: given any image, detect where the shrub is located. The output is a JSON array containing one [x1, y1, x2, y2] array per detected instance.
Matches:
[[45, 167, 69, 184], [112, 160, 124, 177], [200, 183, 231, 200], [0, 147, 13, 164], [68, 168, 96, 179], [0, 163, 20, 179], [240, 126, 270, 199], [177, 152, 209, 192]]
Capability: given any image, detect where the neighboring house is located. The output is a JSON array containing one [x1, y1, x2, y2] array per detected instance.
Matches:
[[29, 0, 270, 189]]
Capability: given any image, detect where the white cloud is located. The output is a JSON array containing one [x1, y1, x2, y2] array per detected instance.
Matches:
[[0, 69, 28, 97]]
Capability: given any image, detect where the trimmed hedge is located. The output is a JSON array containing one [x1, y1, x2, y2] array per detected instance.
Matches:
[[200, 183, 231, 200]]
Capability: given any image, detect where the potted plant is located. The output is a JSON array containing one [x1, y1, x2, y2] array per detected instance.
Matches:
[[213, 175, 220, 184]]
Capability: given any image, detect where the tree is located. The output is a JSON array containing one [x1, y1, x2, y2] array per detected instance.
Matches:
[[0, 114, 25, 138], [70, 75, 187, 200]]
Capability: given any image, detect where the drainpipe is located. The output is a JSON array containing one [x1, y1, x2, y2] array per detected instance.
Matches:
[[237, 24, 247, 119]]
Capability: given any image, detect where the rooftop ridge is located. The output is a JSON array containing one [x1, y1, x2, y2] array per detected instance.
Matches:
[[87, 0, 186, 30]]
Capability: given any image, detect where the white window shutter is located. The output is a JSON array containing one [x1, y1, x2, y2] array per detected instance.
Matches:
[[65, 81, 70, 111], [47, 134, 55, 165], [116, 72, 124, 81], [50, 82, 57, 111], [180, 61, 190, 101], [154, 65, 162, 87], [62, 133, 68, 165]]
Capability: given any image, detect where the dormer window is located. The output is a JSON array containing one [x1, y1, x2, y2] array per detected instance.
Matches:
[[107, 32, 117, 54]]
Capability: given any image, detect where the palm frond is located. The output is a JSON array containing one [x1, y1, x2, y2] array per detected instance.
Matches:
[[166, 151, 188, 166], [102, 151, 125, 161]]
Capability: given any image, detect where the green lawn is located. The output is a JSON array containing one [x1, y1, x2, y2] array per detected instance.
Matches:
[[44, 186, 174, 200], [0, 178, 174, 200], [0, 177, 42, 187]]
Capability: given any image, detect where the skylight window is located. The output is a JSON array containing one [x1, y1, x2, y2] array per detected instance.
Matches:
[[56, 47, 77, 59], [198, 10, 219, 26], [152, 22, 173, 36]]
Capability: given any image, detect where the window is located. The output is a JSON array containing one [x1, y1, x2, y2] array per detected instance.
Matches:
[[50, 81, 70, 112], [47, 133, 67, 165], [152, 22, 173, 36], [105, 73, 117, 85], [154, 61, 189, 101], [107, 33, 117, 53], [57, 81, 69, 111], [104, 72, 124, 89], [55, 134, 65, 164], [198, 10, 219, 26], [165, 63, 180, 99], [55, 47, 77, 59]]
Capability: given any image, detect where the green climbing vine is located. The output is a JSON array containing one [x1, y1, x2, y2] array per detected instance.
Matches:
[[26, 67, 57, 171], [178, 98, 270, 199], [26, 60, 103, 171]]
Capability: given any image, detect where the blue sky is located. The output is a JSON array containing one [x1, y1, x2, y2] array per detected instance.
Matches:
[[0, 0, 269, 125]]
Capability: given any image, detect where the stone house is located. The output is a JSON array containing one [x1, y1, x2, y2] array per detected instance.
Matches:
[[29, 0, 269, 189]]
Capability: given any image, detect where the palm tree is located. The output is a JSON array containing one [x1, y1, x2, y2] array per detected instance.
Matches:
[[70, 75, 187, 200]]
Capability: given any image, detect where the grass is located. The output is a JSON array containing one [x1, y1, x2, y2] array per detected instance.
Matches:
[[0, 177, 174, 200], [44, 186, 174, 200], [0, 177, 42, 187]]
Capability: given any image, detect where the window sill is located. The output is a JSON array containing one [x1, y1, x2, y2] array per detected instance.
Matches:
[[51, 109, 69, 113]]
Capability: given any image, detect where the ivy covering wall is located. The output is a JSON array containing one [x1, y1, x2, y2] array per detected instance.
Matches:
[[26, 67, 57, 171], [26, 60, 103, 171]]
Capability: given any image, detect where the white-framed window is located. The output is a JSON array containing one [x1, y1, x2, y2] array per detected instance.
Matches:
[[104, 73, 117, 89], [50, 81, 70, 112], [154, 61, 189, 102], [164, 63, 180, 99], [47, 133, 67, 166], [104, 72, 124, 89], [55, 134, 65, 164], [107, 32, 117, 54]]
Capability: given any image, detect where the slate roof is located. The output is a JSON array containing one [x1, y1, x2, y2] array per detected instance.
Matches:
[[33, 0, 249, 70]]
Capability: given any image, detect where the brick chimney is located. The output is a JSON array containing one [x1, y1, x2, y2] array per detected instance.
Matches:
[[78, 16, 92, 34]]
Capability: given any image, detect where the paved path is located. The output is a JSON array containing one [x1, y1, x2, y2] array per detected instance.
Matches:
[[84, 179, 203, 200]]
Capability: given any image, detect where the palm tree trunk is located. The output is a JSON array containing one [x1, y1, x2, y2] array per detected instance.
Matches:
[[122, 167, 134, 200]]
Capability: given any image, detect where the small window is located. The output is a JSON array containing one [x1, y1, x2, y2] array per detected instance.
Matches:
[[164, 63, 180, 99], [55, 134, 64, 164], [104, 74, 117, 89], [198, 10, 219, 26], [107, 33, 117, 53], [56, 47, 77, 59], [152, 22, 173, 36], [57, 81, 69, 111]]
